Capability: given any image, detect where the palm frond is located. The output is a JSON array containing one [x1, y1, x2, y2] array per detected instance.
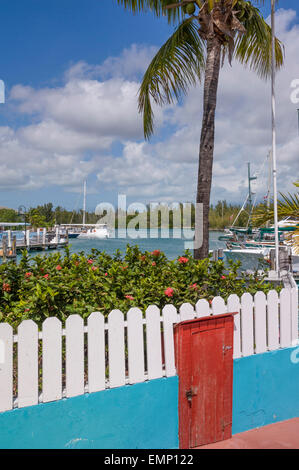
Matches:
[[115, 0, 183, 24], [138, 17, 205, 139], [253, 192, 299, 227], [233, 2, 284, 78], [289, 227, 299, 254]]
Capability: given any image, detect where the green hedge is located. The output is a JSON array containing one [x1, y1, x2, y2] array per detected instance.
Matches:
[[0, 245, 278, 329]]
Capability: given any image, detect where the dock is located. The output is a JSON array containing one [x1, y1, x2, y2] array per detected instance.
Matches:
[[0, 228, 69, 261]]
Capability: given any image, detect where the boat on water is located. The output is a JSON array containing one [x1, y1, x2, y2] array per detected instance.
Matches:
[[55, 224, 82, 238], [223, 223, 299, 268], [67, 231, 80, 239], [56, 223, 111, 240], [78, 223, 110, 239], [218, 162, 260, 243], [218, 160, 299, 267], [56, 181, 111, 240]]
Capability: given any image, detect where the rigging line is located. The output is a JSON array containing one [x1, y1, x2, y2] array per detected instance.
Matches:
[[247, 155, 269, 223], [234, 157, 267, 229], [69, 189, 83, 224], [252, 157, 268, 209], [231, 193, 249, 228], [246, 158, 268, 230]]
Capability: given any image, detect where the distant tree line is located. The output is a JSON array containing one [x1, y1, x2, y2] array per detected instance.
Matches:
[[0, 200, 259, 230]]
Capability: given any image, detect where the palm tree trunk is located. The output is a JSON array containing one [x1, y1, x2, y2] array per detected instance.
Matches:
[[194, 35, 222, 260]]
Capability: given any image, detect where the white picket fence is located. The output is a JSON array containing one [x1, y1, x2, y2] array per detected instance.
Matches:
[[0, 287, 298, 413]]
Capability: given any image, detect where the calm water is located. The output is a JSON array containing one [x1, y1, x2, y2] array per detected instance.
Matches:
[[8, 229, 265, 271], [66, 229, 225, 259]]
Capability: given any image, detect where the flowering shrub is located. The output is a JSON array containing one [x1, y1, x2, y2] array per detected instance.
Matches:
[[0, 245, 279, 329]]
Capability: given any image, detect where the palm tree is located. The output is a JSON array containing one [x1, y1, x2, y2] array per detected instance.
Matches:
[[116, 0, 284, 258]]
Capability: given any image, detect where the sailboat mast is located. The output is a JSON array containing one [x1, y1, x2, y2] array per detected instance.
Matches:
[[83, 180, 86, 226], [248, 162, 252, 212], [266, 150, 272, 228], [247, 162, 257, 229], [267, 151, 272, 212], [271, 0, 280, 274]]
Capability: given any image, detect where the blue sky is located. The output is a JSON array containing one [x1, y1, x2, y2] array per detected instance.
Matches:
[[0, 0, 298, 211]]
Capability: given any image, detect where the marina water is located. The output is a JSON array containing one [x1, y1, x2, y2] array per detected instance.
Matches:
[[2, 229, 266, 271]]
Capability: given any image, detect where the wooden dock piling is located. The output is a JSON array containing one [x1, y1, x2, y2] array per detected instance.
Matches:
[[0, 227, 68, 259]]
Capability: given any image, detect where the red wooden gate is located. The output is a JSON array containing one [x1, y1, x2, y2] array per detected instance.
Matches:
[[174, 313, 234, 449]]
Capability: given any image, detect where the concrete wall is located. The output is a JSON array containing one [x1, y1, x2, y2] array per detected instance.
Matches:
[[0, 376, 178, 449], [233, 346, 299, 435]]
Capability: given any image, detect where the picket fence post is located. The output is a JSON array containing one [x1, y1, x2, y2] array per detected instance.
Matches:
[[0, 323, 13, 412], [88, 312, 106, 393], [146, 305, 163, 380], [162, 305, 177, 377], [66, 314, 84, 398], [227, 294, 241, 359], [127, 307, 145, 384], [108, 310, 126, 388], [42, 317, 62, 403]]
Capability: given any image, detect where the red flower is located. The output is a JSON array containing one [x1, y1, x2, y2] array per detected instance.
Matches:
[[43, 274, 49, 279], [25, 272, 32, 277], [125, 295, 134, 300], [178, 257, 188, 264], [221, 275, 226, 280], [91, 266, 97, 271], [151, 250, 160, 257], [24, 308, 30, 312], [190, 283, 198, 289], [164, 287, 174, 297], [104, 272, 108, 276], [140, 255, 146, 261], [2, 283, 11, 292], [56, 265, 62, 271], [87, 259, 93, 264], [152, 262, 156, 266], [122, 265, 128, 270]]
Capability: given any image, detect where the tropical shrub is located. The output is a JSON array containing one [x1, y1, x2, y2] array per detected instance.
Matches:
[[0, 245, 279, 329]]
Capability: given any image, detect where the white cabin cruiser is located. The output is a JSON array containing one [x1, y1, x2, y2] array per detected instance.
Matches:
[[78, 223, 110, 239]]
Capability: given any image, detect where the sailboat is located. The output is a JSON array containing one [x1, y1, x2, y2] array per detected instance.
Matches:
[[220, 157, 299, 267], [218, 162, 260, 243], [57, 180, 111, 239], [77, 180, 110, 240]]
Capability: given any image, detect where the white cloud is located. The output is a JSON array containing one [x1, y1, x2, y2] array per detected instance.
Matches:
[[11, 78, 144, 139], [2, 13, 299, 205], [65, 44, 158, 82]]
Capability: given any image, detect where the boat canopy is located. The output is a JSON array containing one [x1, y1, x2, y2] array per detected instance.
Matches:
[[0, 222, 27, 227], [260, 226, 298, 233]]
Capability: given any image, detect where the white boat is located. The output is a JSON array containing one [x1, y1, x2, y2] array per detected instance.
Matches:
[[224, 247, 270, 256], [275, 217, 299, 228], [56, 181, 110, 240], [50, 235, 67, 244], [78, 223, 110, 239]]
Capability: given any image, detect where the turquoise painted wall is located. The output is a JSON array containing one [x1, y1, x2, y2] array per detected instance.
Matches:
[[0, 376, 178, 449], [232, 346, 299, 435], [2, 347, 299, 448]]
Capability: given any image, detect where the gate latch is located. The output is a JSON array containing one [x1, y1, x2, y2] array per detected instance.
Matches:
[[186, 386, 198, 406]]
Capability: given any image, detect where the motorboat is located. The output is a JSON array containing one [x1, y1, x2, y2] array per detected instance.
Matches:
[[78, 223, 110, 239]]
